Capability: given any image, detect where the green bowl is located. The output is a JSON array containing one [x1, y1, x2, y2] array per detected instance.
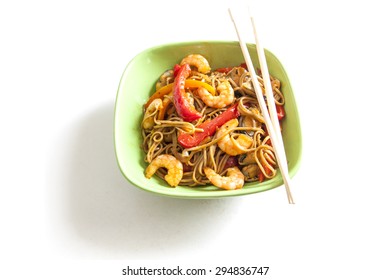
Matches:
[[114, 41, 302, 198]]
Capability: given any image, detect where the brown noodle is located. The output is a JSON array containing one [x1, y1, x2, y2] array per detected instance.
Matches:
[[142, 65, 284, 187]]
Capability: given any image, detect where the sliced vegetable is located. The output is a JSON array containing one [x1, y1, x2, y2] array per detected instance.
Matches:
[[239, 62, 262, 75], [173, 64, 202, 122], [276, 104, 285, 120], [215, 67, 233, 74], [258, 166, 271, 183], [224, 156, 238, 169], [178, 103, 240, 148], [258, 171, 264, 183], [185, 79, 215, 95], [157, 94, 172, 120], [144, 83, 173, 109], [240, 62, 248, 70], [173, 64, 181, 78]]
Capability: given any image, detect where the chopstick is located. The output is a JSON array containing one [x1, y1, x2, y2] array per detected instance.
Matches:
[[228, 8, 294, 204], [250, 14, 282, 142]]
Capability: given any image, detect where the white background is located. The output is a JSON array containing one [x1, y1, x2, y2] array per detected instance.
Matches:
[[1, 0, 389, 279]]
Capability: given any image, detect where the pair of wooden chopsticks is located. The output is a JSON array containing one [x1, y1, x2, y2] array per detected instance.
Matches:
[[228, 8, 294, 204]]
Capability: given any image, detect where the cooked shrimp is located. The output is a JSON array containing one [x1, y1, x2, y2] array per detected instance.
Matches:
[[180, 54, 211, 74], [204, 167, 244, 190], [142, 98, 162, 130], [215, 119, 253, 156], [196, 80, 234, 108], [145, 154, 183, 187]]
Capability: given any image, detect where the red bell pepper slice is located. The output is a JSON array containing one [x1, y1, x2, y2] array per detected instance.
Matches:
[[240, 62, 262, 75], [173, 64, 181, 78], [240, 63, 248, 70], [173, 64, 202, 122], [276, 104, 285, 120], [258, 166, 272, 183], [224, 156, 238, 169], [178, 103, 240, 148], [215, 67, 233, 74]]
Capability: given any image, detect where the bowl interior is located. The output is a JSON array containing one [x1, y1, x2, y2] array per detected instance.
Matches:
[[114, 41, 302, 198]]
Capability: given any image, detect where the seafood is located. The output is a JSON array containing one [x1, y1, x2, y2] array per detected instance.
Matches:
[[180, 54, 211, 74], [215, 119, 253, 156], [196, 80, 234, 109], [145, 154, 183, 187], [204, 166, 244, 190], [142, 98, 162, 129]]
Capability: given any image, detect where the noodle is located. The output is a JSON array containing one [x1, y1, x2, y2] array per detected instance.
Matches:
[[141, 55, 286, 189]]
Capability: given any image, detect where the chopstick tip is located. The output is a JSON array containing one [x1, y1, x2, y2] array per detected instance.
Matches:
[[247, 6, 252, 17], [227, 8, 234, 21]]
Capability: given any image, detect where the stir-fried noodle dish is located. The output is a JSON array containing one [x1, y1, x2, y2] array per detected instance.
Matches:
[[141, 54, 286, 190]]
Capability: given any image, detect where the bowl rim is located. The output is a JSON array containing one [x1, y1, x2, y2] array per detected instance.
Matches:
[[114, 40, 302, 198]]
